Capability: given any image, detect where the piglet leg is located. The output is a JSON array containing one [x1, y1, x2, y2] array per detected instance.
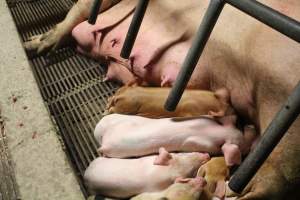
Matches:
[[242, 125, 258, 154], [221, 143, 241, 166], [214, 180, 226, 199], [209, 88, 230, 117], [153, 147, 172, 166]]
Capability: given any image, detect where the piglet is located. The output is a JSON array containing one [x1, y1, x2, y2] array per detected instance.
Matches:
[[104, 86, 233, 118], [131, 177, 207, 200], [197, 157, 229, 199], [96, 114, 253, 166], [84, 149, 210, 198]]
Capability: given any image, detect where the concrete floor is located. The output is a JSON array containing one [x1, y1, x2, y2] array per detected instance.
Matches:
[[0, 1, 85, 200]]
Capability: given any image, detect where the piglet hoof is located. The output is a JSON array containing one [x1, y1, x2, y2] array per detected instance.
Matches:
[[153, 147, 172, 166]]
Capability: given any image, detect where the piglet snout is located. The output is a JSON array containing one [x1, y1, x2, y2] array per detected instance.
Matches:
[[190, 177, 207, 190]]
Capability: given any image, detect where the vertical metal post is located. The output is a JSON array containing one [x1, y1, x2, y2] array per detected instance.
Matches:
[[120, 0, 150, 59], [164, 0, 225, 111], [88, 0, 103, 25], [229, 81, 300, 193]]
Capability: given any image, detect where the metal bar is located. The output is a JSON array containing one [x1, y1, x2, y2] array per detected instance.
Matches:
[[229, 81, 300, 193], [225, 0, 300, 43], [120, 0, 149, 59], [164, 0, 225, 111], [88, 0, 103, 25]]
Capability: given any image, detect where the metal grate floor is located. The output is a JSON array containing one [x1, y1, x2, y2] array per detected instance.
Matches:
[[6, 0, 120, 197]]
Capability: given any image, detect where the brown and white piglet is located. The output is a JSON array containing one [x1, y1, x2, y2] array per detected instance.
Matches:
[[104, 86, 233, 118]]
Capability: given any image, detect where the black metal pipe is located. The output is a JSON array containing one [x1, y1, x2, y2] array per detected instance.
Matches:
[[120, 0, 149, 59], [225, 0, 300, 43], [229, 81, 300, 193], [164, 0, 225, 111], [88, 0, 103, 25]]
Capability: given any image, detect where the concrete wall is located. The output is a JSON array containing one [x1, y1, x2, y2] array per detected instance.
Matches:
[[0, 1, 85, 199]]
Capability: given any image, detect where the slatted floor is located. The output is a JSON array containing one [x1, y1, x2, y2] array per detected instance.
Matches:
[[6, 0, 120, 197]]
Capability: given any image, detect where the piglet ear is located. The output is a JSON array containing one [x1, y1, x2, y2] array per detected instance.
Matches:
[[221, 143, 241, 166], [175, 177, 191, 183], [208, 110, 225, 117], [214, 88, 230, 104], [153, 147, 172, 166], [210, 88, 232, 118]]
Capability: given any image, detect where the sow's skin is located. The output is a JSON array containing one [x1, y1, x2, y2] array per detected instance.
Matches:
[[95, 114, 253, 166], [131, 177, 207, 200], [105, 86, 233, 118], [24, 0, 300, 199], [84, 149, 210, 198]]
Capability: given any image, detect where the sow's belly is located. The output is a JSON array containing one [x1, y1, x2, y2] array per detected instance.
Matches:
[[72, 0, 300, 92]]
